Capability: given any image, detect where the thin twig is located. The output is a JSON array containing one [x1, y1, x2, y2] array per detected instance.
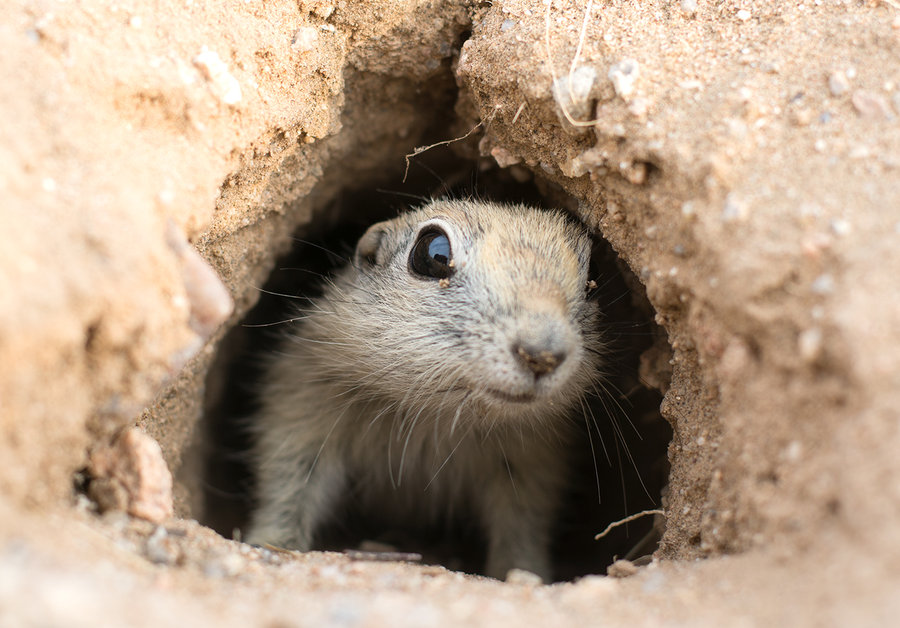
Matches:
[[403, 110, 496, 182], [594, 509, 665, 540]]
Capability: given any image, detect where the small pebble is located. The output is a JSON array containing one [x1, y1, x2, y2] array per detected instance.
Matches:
[[830, 218, 851, 236], [89, 428, 174, 524], [505, 569, 543, 586], [798, 328, 824, 364], [608, 58, 640, 99], [490, 146, 520, 168], [311, 4, 334, 19], [721, 194, 748, 222], [552, 65, 597, 127], [166, 222, 234, 339], [193, 47, 242, 105], [607, 559, 639, 578], [811, 273, 835, 295], [291, 27, 319, 53], [784, 440, 803, 462], [202, 551, 246, 578], [628, 97, 651, 118], [145, 527, 179, 566], [828, 71, 850, 97], [680, 0, 698, 14], [736, 8, 751, 21], [851, 90, 893, 120]]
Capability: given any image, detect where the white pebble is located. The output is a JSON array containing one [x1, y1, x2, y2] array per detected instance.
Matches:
[[506, 569, 543, 586], [736, 8, 751, 20], [828, 71, 850, 97], [784, 440, 803, 462], [721, 194, 748, 222], [851, 90, 893, 120], [830, 218, 851, 236], [193, 47, 242, 105], [553, 66, 596, 115], [798, 327, 823, 363], [608, 58, 640, 99], [811, 274, 834, 295], [552, 66, 597, 128], [292, 27, 319, 53]]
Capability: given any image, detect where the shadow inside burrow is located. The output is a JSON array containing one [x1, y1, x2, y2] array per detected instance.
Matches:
[[198, 145, 671, 582]]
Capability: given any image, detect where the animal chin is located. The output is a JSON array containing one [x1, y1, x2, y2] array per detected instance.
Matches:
[[481, 387, 538, 404]]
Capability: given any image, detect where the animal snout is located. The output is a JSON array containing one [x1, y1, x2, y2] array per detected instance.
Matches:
[[514, 342, 567, 377], [510, 293, 576, 379]]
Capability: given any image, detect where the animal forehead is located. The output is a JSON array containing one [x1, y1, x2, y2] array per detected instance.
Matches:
[[475, 220, 581, 286]]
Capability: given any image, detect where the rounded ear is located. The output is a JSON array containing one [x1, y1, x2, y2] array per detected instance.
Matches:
[[354, 222, 388, 268]]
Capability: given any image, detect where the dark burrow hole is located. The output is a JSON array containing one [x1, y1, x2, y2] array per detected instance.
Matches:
[[199, 143, 672, 583]]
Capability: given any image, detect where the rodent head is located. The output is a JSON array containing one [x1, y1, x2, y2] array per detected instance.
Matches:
[[333, 199, 602, 427]]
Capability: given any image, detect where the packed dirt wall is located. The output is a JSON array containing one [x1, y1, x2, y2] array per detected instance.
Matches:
[[2, 0, 899, 625]]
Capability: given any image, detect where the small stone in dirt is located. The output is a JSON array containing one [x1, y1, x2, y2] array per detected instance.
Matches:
[[798, 327, 824, 364], [721, 194, 749, 222], [291, 27, 319, 53], [608, 58, 640, 99], [145, 526, 179, 566], [628, 97, 651, 118], [490, 146, 520, 168], [89, 428, 173, 524], [830, 218, 851, 236], [680, 0, 698, 14], [166, 221, 234, 341], [607, 559, 639, 578], [551, 65, 598, 130], [811, 273, 835, 295], [851, 90, 893, 120], [505, 568, 543, 586], [828, 71, 850, 97], [201, 550, 246, 578], [193, 47, 242, 105]]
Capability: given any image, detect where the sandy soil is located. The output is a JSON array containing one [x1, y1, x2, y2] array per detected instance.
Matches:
[[2, 0, 900, 625]]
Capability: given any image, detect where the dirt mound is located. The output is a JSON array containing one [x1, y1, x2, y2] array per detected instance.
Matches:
[[2, 0, 899, 624]]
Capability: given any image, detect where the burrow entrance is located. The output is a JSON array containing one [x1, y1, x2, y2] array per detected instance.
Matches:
[[196, 138, 672, 582]]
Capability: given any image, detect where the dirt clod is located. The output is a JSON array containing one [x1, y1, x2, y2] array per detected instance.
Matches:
[[89, 428, 174, 524], [606, 560, 639, 578]]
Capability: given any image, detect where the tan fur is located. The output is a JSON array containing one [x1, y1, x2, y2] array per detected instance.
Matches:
[[245, 200, 603, 582]]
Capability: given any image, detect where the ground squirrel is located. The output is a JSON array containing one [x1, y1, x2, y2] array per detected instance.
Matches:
[[245, 199, 604, 582]]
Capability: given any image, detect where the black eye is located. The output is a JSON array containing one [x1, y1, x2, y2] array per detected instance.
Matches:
[[409, 228, 453, 279]]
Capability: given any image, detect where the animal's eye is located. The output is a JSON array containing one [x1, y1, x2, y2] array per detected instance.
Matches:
[[409, 228, 453, 280]]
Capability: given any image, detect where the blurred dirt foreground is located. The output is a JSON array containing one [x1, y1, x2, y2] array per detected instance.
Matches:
[[2, 0, 900, 625]]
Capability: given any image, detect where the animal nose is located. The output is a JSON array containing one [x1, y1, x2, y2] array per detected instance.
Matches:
[[514, 343, 567, 377]]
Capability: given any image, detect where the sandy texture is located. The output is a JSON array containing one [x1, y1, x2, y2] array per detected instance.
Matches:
[[460, 0, 900, 563], [2, 0, 899, 624]]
